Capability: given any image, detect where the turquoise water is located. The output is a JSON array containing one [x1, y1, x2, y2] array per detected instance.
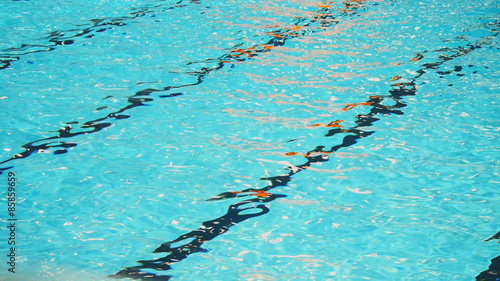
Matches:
[[0, 0, 499, 280]]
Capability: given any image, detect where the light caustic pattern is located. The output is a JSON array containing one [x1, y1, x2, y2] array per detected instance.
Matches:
[[0, 0, 498, 280], [99, 1, 496, 281]]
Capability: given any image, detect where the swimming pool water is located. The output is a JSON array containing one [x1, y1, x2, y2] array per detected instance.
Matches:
[[1, 0, 499, 280]]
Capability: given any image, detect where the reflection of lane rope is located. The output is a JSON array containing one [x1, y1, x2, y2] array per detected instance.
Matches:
[[110, 15, 500, 281], [0, 0, 370, 172]]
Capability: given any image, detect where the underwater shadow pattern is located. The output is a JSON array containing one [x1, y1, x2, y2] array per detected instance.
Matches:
[[0, 0, 205, 70], [0, 1, 498, 280], [110, 12, 500, 281], [476, 231, 500, 281], [0, 0, 370, 173]]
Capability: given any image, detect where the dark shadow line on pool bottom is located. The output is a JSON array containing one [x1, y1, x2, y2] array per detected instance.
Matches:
[[0, 0, 204, 70], [0, 2, 371, 173], [108, 33, 499, 279], [476, 231, 500, 281], [109, 196, 279, 280], [107, 84, 414, 281]]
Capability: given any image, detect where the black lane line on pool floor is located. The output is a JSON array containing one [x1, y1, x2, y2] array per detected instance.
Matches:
[[0, 1, 371, 172], [0, 0, 204, 70], [109, 29, 500, 280]]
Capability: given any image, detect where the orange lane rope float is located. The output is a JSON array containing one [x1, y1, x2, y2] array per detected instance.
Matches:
[[411, 53, 424, 61], [310, 119, 344, 127], [285, 151, 334, 158], [342, 101, 374, 111], [224, 43, 276, 62], [225, 23, 306, 62], [342, 95, 382, 111], [206, 189, 274, 201], [251, 190, 272, 198]]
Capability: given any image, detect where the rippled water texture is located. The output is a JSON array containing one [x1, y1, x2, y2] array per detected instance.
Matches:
[[0, 0, 499, 280]]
